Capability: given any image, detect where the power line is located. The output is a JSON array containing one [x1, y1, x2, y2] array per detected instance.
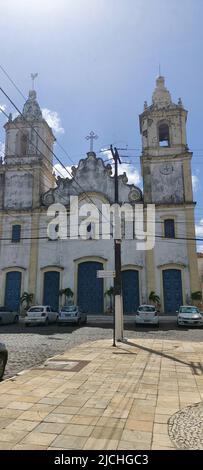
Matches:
[[0, 86, 116, 231]]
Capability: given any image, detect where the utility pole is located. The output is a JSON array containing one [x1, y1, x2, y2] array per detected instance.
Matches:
[[110, 145, 124, 345]]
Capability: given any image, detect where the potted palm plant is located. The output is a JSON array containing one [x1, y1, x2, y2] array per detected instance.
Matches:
[[59, 288, 74, 306], [20, 292, 34, 316], [149, 291, 161, 311], [104, 286, 115, 313]]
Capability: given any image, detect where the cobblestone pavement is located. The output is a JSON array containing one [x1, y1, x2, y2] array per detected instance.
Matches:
[[168, 402, 203, 449], [0, 316, 203, 380]]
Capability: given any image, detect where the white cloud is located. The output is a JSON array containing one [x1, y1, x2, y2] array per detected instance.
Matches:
[[101, 149, 141, 186], [195, 219, 203, 237], [42, 108, 64, 134], [54, 163, 73, 178], [192, 174, 199, 192], [197, 245, 203, 253], [0, 104, 6, 112]]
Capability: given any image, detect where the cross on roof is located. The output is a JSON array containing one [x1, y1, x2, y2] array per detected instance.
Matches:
[[86, 131, 98, 152]]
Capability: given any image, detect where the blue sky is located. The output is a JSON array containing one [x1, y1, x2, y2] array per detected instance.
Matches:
[[0, 0, 203, 247]]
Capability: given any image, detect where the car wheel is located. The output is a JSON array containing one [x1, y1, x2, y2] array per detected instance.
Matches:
[[77, 318, 81, 326], [25, 323, 29, 327], [0, 351, 8, 381], [83, 317, 87, 324], [14, 315, 19, 324], [45, 317, 49, 326]]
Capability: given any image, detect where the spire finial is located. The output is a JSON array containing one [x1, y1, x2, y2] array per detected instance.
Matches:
[[31, 73, 38, 90]]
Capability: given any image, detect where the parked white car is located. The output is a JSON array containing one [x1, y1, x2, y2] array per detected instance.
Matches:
[[135, 305, 159, 326], [177, 306, 203, 327], [25, 305, 58, 326], [0, 306, 19, 325], [58, 305, 87, 325]]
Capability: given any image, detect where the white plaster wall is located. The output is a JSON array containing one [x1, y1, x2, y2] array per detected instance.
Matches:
[[4, 171, 33, 209], [0, 214, 32, 303]]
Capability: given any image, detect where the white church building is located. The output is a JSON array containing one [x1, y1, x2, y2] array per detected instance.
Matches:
[[0, 76, 200, 314]]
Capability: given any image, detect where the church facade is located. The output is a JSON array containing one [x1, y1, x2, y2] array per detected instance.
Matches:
[[0, 77, 200, 314]]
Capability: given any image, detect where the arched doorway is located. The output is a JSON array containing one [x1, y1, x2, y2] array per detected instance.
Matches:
[[163, 269, 183, 314], [5, 271, 22, 311], [122, 269, 140, 314], [77, 261, 104, 314], [43, 271, 60, 311]]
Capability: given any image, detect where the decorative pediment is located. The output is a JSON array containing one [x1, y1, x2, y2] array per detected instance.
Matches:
[[42, 152, 142, 206]]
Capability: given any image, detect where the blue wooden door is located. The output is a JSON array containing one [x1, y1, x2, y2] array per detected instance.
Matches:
[[43, 271, 60, 311], [5, 271, 22, 311], [78, 262, 104, 314], [122, 270, 140, 314], [163, 269, 183, 314]]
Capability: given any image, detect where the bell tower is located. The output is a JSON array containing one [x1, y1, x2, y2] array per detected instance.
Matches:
[[2, 89, 55, 210], [140, 76, 200, 297], [140, 75, 192, 205]]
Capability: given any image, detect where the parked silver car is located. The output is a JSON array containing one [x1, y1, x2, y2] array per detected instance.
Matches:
[[135, 305, 159, 326], [25, 305, 58, 326], [58, 305, 87, 325], [0, 306, 19, 325], [0, 342, 8, 380], [177, 306, 203, 326]]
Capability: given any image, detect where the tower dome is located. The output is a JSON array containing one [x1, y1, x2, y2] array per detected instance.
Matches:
[[152, 76, 172, 108], [22, 90, 42, 121]]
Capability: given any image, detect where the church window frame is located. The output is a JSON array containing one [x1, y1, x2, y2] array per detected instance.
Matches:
[[11, 224, 21, 243], [164, 218, 175, 239], [158, 122, 170, 147]]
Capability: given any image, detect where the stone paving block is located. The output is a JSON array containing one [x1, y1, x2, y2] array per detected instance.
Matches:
[[79, 407, 104, 417], [13, 444, 48, 450], [117, 440, 151, 450], [62, 424, 93, 437], [0, 409, 22, 419], [44, 413, 74, 424], [96, 417, 125, 429], [121, 429, 152, 445], [21, 431, 57, 446], [70, 415, 99, 426], [6, 401, 34, 411], [91, 426, 123, 440], [0, 418, 14, 428], [0, 429, 28, 444], [52, 434, 88, 450], [34, 422, 66, 434], [83, 437, 119, 450], [0, 442, 14, 449], [54, 405, 81, 415], [6, 420, 39, 432], [125, 419, 153, 432]]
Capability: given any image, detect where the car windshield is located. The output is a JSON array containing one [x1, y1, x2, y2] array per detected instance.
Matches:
[[29, 307, 44, 312], [61, 306, 77, 312], [179, 307, 199, 314], [138, 306, 156, 312]]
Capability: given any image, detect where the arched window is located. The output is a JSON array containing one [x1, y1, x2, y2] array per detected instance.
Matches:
[[159, 123, 170, 147], [20, 133, 28, 156], [164, 219, 175, 238]]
